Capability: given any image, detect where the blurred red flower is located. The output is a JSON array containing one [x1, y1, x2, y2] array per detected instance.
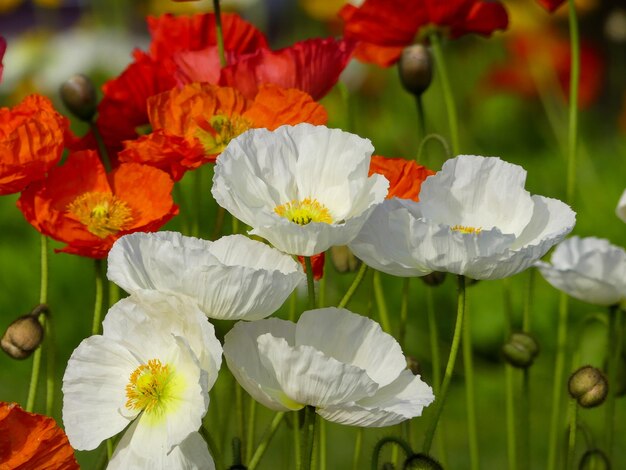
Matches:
[[298, 253, 326, 281], [341, 0, 508, 66], [0, 402, 79, 470], [536, 0, 566, 13], [0, 95, 69, 196], [119, 83, 327, 180], [369, 156, 434, 201], [17, 150, 178, 258], [0, 36, 6, 83]]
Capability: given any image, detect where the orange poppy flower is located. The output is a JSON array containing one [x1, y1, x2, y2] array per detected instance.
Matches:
[[0, 95, 69, 195], [17, 150, 178, 259], [369, 156, 434, 201], [119, 83, 328, 180], [0, 402, 79, 470]]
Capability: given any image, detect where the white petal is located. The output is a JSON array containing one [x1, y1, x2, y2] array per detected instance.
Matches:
[[296, 308, 406, 387], [617, 189, 626, 223]]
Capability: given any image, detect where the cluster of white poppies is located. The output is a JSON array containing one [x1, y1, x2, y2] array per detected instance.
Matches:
[[62, 123, 583, 468]]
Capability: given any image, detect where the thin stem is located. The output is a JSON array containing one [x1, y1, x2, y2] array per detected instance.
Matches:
[[39, 235, 48, 304], [415, 95, 426, 146], [566, 399, 578, 470], [211, 207, 226, 240], [90, 123, 112, 173], [521, 270, 534, 468], [109, 282, 120, 307], [351, 428, 363, 470], [422, 275, 466, 454], [566, 0, 580, 205], [372, 271, 392, 333], [319, 417, 327, 470], [503, 278, 518, 470], [301, 406, 318, 470], [399, 278, 410, 347], [429, 32, 459, 155], [248, 412, 286, 470], [245, 397, 257, 463], [605, 305, 622, 459], [191, 168, 202, 237], [462, 301, 479, 470], [201, 425, 225, 470], [106, 440, 113, 460], [305, 257, 316, 310], [416, 133, 452, 166], [235, 383, 246, 459], [337, 263, 368, 309], [294, 410, 302, 470], [213, 0, 227, 68], [45, 318, 54, 415], [25, 338, 43, 412], [91, 259, 105, 336]]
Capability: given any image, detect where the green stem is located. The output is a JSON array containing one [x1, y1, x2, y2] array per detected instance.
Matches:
[[294, 410, 302, 470], [211, 206, 226, 240], [305, 257, 316, 310], [91, 259, 105, 336], [372, 271, 392, 333], [40, 235, 48, 304], [301, 406, 318, 470], [25, 339, 42, 412], [422, 275, 466, 454], [399, 278, 410, 347], [547, 292, 570, 470], [351, 428, 363, 470], [429, 32, 459, 155], [605, 305, 622, 459], [521, 270, 534, 468], [319, 416, 327, 470], [416, 133, 452, 166], [213, 0, 227, 68], [337, 263, 368, 309], [415, 95, 426, 146], [235, 383, 246, 459], [462, 297, 479, 470], [191, 168, 202, 237], [248, 412, 285, 470], [566, 399, 578, 470], [201, 424, 225, 470], [90, 122, 112, 173], [108, 282, 120, 307], [289, 290, 298, 322], [245, 397, 257, 463], [566, 0, 580, 205], [503, 279, 517, 470], [45, 318, 54, 415], [106, 440, 113, 460]]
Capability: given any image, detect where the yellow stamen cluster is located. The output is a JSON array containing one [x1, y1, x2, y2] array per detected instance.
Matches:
[[196, 113, 252, 155], [274, 198, 333, 225], [451, 225, 482, 235], [125, 359, 174, 415], [66, 192, 133, 238]]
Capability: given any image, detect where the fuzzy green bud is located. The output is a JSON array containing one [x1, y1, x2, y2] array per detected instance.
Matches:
[[579, 449, 610, 470], [60, 74, 97, 122], [502, 332, 540, 369], [398, 44, 433, 97], [404, 453, 444, 470], [568, 366, 608, 408]]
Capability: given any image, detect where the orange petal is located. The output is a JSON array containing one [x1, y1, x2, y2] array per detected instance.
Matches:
[[369, 156, 434, 201]]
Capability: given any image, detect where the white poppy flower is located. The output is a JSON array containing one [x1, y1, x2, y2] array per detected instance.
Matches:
[[211, 124, 389, 256], [223, 307, 434, 427], [349, 155, 576, 280], [616, 189, 626, 223], [108, 231, 305, 320], [62, 293, 222, 468], [536, 236, 626, 306]]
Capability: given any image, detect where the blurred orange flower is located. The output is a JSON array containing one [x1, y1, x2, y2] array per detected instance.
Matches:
[[0, 95, 69, 195], [17, 150, 178, 258], [369, 156, 434, 201], [0, 402, 78, 470], [119, 83, 328, 180]]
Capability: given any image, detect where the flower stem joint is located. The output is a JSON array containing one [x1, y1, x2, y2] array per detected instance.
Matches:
[[568, 365, 608, 408]]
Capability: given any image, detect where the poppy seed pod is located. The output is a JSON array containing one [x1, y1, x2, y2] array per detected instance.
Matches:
[[330, 245, 361, 273], [579, 449, 610, 470], [404, 453, 444, 469], [502, 332, 540, 369], [568, 366, 608, 408], [398, 44, 433, 97], [59, 74, 97, 122], [1, 311, 45, 360]]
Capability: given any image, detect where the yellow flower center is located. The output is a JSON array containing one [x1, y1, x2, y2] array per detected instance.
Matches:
[[125, 359, 179, 417], [196, 113, 252, 155], [274, 198, 333, 225], [451, 225, 482, 235], [66, 192, 133, 239]]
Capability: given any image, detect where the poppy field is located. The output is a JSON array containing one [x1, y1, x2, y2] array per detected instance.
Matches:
[[1, 0, 625, 469]]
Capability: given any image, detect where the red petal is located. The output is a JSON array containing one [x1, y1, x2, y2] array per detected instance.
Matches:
[[298, 253, 326, 281], [536, 0, 566, 13]]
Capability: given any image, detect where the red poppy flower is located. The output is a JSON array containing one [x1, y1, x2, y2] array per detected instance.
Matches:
[[0, 95, 69, 196], [536, 0, 566, 13], [17, 150, 178, 258], [298, 252, 326, 280], [484, 31, 604, 108], [119, 83, 327, 180], [369, 156, 434, 201], [341, 0, 508, 67], [0, 402, 79, 470]]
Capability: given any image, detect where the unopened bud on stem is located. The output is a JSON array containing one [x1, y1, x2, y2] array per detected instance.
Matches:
[[60, 74, 97, 122], [1, 305, 48, 360], [568, 365, 608, 408], [398, 44, 433, 97]]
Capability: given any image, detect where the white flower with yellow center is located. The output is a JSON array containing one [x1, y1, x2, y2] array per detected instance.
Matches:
[[211, 124, 389, 256], [536, 236, 626, 307], [349, 155, 576, 280], [108, 232, 305, 320], [616, 189, 626, 223], [223, 308, 434, 427], [62, 292, 222, 469]]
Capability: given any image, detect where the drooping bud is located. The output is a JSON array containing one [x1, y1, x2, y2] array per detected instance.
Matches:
[[330, 245, 361, 273], [404, 453, 444, 469], [502, 332, 540, 369], [420, 271, 446, 287], [579, 449, 610, 470], [398, 44, 433, 97], [1, 305, 48, 359], [568, 366, 608, 408], [59, 74, 97, 122]]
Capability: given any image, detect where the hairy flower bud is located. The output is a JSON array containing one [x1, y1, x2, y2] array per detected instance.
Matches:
[[330, 245, 360, 273], [398, 44, 433, 97], [59, 74, 97, 122], [1, 306, 47, 359], [568, 366, 608, 408], [502, 332, 540, 369], [579, 449, 610, 470], [404, 453, 444, 469], [420, 271, 446, 287]]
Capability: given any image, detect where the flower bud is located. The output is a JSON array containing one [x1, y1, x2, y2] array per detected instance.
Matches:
[[404, 453, 444, 469], [330, 245, 361, 273], [502, 332, 540, 369], [420, 271, 446, 287], [398, 44, 433, 97], [579, 449, 610, 470], [1, 312, 45, 360], [59, 74, 97, 122], [568, 366, 608, 408]]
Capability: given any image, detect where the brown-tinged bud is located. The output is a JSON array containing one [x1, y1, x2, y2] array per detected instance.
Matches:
[[404, 453, 444, 469], [1, 313, 45, 360], [398, 44, 433, 97], [406, 356, 421, 376], [59, 74, 97, 122], [420, 271, 446, 287], [568, 366, 608, 408], [330, 245, 361, 273], [502, 332, 540, 369], [579, 449, 610, 470]]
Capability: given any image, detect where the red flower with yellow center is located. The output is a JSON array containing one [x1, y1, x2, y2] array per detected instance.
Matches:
[[369, 155, 434, 201], [341, 0, 508, 67], [119, 83, 328, 180], [0, 95, 69, 195], [17, 150, 178, 258], [0, 402, 79, 470]]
